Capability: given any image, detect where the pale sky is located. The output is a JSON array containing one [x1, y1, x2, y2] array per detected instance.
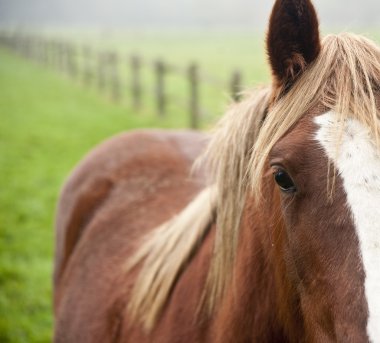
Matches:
[[0, 0, 379, 29]]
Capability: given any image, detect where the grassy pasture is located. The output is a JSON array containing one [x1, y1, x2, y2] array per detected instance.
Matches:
[[0, 46, 188, 342], [1, 29, 380, 342], [0, 31, 270, 342]]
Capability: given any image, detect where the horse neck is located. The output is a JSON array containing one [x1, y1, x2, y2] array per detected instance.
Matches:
[[213, 183, 305, 342]]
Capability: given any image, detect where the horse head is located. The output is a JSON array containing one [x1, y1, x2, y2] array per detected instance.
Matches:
[[257, 0, 380, 340]]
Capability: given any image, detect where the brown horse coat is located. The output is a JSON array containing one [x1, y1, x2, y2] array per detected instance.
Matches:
[[54, 130, 210, 342]]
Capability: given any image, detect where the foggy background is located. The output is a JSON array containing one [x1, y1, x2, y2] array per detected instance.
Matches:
[[0, 0, 379, 30]]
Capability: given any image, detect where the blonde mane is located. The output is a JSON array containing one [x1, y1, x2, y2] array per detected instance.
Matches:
[[126, 33, 380, 331]]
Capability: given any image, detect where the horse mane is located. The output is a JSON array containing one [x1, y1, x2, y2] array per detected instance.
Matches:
[[126, 33, 380, 331], [250, 34, 380, 199], [125, 186, 218, 330], [125, 87, 270, 331]]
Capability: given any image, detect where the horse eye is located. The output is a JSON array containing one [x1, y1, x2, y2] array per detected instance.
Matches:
[[274, 169, 296, 193]]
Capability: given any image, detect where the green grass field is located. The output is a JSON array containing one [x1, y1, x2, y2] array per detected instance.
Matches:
[[0, 46, 198, 342], [1, 28, 380, 342]]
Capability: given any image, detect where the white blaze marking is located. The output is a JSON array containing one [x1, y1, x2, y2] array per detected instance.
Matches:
[[315, 111, 380, 342]]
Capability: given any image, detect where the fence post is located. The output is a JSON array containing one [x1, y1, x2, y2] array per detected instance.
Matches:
[[67, 44, 77, 79], [230, 69, 242, 102], [108, 52, 121, 102], [63, 42, 71, 75], [27, 35, 34, 61], [82, 45, 92, 86], [188, 63, 200, 129], [38, 37, 45, 65], [97, 51, 106, 92], [130, 55, 142, 111], [56, 40, 62, 72], [35, 36, 42, 64], [25, 35, 32, 60], [42, 38, 49, 66], [54, 40, 61, 71], [36, 36, 42, 63], [57, 40, 62, 71], [59, 41, 67, 74], [155, 60, 166, 117], [48, 40, 56, 69]]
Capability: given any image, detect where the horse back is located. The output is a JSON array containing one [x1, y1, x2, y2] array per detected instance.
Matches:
[[54, 130, 208, 342]]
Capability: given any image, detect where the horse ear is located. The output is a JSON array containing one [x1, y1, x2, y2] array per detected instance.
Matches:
[[267, 0, 321, 93]]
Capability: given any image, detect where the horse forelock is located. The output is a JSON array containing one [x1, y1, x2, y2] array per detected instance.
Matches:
[[250, 33, 380, 200]]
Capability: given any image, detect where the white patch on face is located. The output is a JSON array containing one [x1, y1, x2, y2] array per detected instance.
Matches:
[[315, 111, 380, 342]]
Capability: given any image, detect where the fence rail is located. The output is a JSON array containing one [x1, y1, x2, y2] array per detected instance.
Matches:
[[0, 31, 244, 129]]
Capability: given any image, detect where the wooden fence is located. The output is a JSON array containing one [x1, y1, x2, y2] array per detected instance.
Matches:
[[0, 31, 244, 129]]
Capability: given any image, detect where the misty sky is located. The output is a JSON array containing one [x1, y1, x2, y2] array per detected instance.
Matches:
[[0, 0, 379, 29]]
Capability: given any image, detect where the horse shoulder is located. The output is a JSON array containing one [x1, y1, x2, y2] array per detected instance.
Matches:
[[54, 129, 208, 341]]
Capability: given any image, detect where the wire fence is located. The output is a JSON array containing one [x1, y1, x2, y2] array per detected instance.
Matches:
[[0, 31, 245, 129]]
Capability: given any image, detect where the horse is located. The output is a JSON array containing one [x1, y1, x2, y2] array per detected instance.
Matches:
[[53, 0, 380, 341]]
